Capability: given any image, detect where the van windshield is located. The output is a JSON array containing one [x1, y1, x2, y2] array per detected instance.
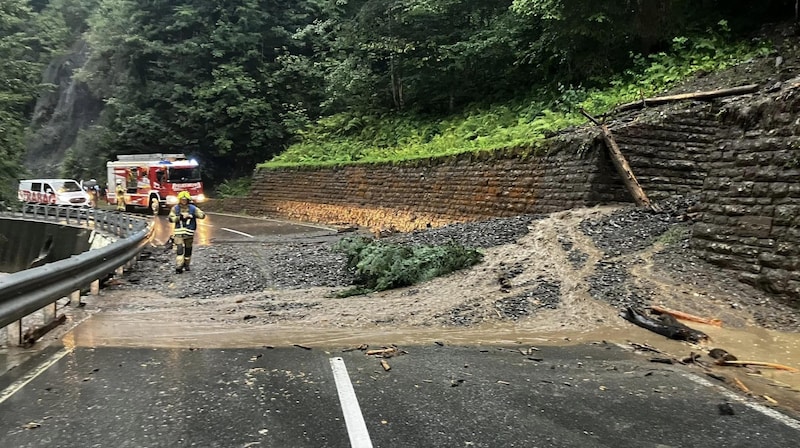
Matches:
[[167, 167, 201, 183], [59, 181, 82, 193]]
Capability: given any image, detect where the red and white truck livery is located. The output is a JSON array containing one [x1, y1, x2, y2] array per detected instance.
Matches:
[[107, 153, 206, 213]]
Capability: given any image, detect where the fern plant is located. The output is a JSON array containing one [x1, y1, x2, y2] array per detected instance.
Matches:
[[333, 236, 484, 297]]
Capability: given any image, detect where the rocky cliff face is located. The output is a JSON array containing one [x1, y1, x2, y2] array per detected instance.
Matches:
[[24, 39, 104, 178]]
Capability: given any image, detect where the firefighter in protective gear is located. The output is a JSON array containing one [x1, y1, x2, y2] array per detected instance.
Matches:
[[169, 191, 206, 273], [115, 179, 127, 211]]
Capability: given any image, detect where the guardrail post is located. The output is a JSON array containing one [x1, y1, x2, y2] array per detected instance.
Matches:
[[42, 302, 57, 323], [69, 290, 81, 307], [90, 279, 100, 295], [4, 321, 22, 346], [115, 265, 124, 276]]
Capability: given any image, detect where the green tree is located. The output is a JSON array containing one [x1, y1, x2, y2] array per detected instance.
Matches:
[[0, 0, 50, 202], [78, 0, 321, 182]]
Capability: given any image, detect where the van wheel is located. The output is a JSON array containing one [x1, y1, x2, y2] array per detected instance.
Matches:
[[150, 197, 160, 215]]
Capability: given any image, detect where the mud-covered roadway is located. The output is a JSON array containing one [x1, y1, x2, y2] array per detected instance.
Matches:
[[75, 196, 800, 416]]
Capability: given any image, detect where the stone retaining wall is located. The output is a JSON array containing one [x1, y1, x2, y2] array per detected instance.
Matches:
[[690, 92, 800, 301], [221, 142, 631, 232]]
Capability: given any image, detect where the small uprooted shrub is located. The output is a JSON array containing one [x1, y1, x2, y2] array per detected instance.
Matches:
[[333, 236, 484, 297]]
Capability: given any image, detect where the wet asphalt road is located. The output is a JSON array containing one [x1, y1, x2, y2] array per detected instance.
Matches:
[[1, 343, 799, 448], [150, 212, 338, 247], [2, 212, 800, 446]]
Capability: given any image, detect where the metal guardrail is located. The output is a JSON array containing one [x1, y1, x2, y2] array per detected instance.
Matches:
[[0, 204, 154, 331]]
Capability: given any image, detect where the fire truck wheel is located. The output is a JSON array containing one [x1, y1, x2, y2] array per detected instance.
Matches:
[[150, 197, 160, 215]]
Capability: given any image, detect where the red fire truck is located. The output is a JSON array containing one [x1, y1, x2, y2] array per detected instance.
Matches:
[[107, 153, 206, 213]]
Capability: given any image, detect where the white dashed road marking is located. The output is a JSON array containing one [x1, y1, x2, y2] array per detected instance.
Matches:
[[330, 357, 374, 448], [219, 227, 254, 238]]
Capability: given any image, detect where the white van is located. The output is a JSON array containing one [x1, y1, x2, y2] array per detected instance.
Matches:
[[18, 179, 92, 207]]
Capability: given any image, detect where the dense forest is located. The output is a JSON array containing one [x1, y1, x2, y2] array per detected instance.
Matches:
[[0, 0, 795, 202]]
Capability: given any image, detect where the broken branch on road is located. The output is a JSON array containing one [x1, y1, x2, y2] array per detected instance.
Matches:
[[366, 345, 406, 358]]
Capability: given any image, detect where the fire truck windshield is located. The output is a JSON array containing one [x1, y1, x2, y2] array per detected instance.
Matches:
[[167, 167, 201, 183]]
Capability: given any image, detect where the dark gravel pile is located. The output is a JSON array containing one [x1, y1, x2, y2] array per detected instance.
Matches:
[[579, 197, 800, 331], [581, 197, 698, 310], [122, 244, 268, 298], [586, 261, 650, 310], [384, 214, 543, 248], [494, 277, 561, 320], [116, 215, 542, 299], [580, 196, 698, 257]]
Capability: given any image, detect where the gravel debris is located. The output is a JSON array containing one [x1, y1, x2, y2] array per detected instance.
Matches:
[[115, 196, 800, 331]]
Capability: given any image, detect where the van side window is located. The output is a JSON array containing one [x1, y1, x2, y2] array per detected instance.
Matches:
[[32, 182, 42, 191], [44, 183, 53, 193]]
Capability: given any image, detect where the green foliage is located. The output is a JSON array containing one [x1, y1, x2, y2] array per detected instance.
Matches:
[[263, 24, 768, 169], [0, 0, 55, 202], [215, 177, 252, 198], [1, 0, 790, 189], [75, 0, 323, 180], [333, 236, 484, 297]]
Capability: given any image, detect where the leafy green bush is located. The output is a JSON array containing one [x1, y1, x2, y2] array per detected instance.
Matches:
[[333, 236, 484, 297]]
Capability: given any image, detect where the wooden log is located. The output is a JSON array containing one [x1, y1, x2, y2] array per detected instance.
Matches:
[[366, 347, 397, 357], [717, 360, 799, 372], [22, 314, 67, 347], [580, 109, 653, 208], [611, 84, 759, 114], [650, 305, 723, 327]]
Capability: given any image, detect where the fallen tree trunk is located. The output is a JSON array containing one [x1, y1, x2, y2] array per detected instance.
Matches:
[[611, 84, 759, 114], [580, 109, 653, 208]]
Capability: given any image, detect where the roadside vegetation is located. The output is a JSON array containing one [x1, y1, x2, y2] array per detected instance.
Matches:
[[333, 236, 484, 297], [0, 1, 791, 197], [264, 25, 770, 168], [214, 177, 252, 198]]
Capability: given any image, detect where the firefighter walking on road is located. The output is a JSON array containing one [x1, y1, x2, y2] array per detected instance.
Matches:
[[115, 179, 127, 211], [169, 191, 206, 273]]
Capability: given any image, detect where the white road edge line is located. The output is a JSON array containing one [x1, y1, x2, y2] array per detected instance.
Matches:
[[330, 357, 374, 448], [220, 227, 254, 238], [0, 347, 72, 405], [683, 372, 800, 431]]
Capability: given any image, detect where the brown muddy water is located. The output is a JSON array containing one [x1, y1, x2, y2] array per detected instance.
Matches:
[[64, 312, 800, 411]]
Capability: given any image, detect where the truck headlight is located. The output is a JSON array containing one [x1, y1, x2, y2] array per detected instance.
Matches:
[[195, 194, 206, 202], [166, 195, 178, 204]]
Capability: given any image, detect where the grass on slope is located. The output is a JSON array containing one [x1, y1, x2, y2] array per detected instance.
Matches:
[[262, 26, 770, 169]]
